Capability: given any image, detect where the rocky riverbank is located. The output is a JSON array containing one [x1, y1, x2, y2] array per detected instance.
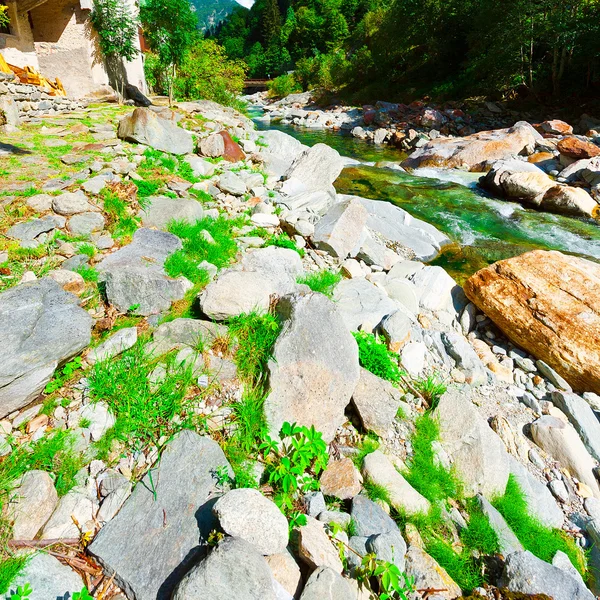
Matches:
[[0, 97, 599, 600], [248, 91, 600, 222]]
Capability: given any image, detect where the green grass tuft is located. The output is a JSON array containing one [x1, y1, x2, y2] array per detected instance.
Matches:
[[228, 312, 281, 387], [134, 179, 161, 198], [353, 331, 403, 384], [414, 374, 447, 408], [352, 433, 380, 468], [0, 556, 28, 595], [263, 233, 304, 257], [165, 216, 242, 283], [363, 478, 392, 506], [74, 265, 98, 283], [101, 189, 140, 242], [404, 415, 461, 504], [297, 270, 342, 298], [493, 474, 587, 575]]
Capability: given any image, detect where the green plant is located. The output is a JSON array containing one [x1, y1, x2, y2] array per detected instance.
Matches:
[[88, 343, 198, 454], [267, 73, 302, 99], [353, 332, 403, 384], [77, 243, 96, 259], [352, 434, 380, 468], [0, 557, 28, 595], [101, 188, 139, 241], [260, 422, 328, 513], [134, 179, 161, 198], [493, 474, 586, 575], [0, 5, 9, 29], [228, 312, 281, 387], [165, 216, 242, 284], [90, 0, 139, 62], [297, 270, 342, 299], [363, 478, 392, 506], [9, 582, 31, 600], [264, 233, 304, 257], [288, 510, 308, 531], [44, 356, 83, 394], [414, 374, 447, 408], [74, 265, 98, 283], [72, 589, 93, 600], [355, 554, 415, 600]]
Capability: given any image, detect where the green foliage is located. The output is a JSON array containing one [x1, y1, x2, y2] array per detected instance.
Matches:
[[77, 243, 96, 259], [0, 558, 26, 595], [173, 39, 248, 108], [404, 415, 461, 504], [90, 0, 139, 61], [134, 179, 161, 198], [493, 474, 586, 575], [228, 312, 281, 386], [74, 265, 99, 283], [363, 478, 392, 506], [0, 5, 9, 29], [101, 188, 139, 242], [355, 553, 415, 600], [352, 433, 379, 468], [44, 356, 83, 395], [267, 74, 302, 99], [165, 216, 241, 283], [9, 582, 31, 600], [88, 343, 199, 453], [460, 499, 501, 555], [353, 331, 403, 384], [260, 422, 328, 513], [297, 270, 341, 299], [414, 374, 447, 408], [263, 233, 304, 257]]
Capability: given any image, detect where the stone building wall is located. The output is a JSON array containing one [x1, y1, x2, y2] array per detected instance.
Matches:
[[0, 1, 39, 69]]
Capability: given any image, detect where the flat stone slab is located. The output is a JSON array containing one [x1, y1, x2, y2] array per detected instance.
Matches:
[[88, 431, 232, 600], [0, 278, 92, 417]]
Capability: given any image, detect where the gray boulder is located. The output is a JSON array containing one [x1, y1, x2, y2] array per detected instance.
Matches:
[[146, 318, 228, 357], [366, 529, 407, 572], [89, 431, 232, 600], [433, 388, 510, 498], [351, 495, 399, 538], [551, 391, 600, 461], [299, 566, 354, 600], [67, 212, 105, 238], [97, 228, 191, 316], [5, 553, 84, 600], [87, 327, 137, 365], [52, 191, 96, 216], [333, 278, 397, 332], [139, 196, 204, 230], [312, 197, 368, 258], [441, 331, 488, 386], [405, 544, 462, 599], [218, 171, 247, 196], [352, 367, 403, 436], [213, 488, 288, 555], [173, 537, 276, 600], [500, 550, 594, 600], [282, 143, 345, 194], [265, 292, 360, 442], [118, 107, 193, 155], [7, 215, 65, 242], [0, 278, 92, 417], [200, 247, 303, 321], [198, 133, 225, 158]]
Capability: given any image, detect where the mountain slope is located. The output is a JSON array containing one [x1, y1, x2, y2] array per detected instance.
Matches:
[[190, 0, 242, 32]]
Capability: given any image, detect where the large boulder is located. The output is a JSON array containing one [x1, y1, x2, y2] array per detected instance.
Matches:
[[258, 130, 307, 178], [464, 250, 600, 394], [312, 197, 368, 258], [433, 388, 510, 498], [97, 228, 191, 316], [530, 415, 600, 498], [404, 545, 462, 599], [139, 196, 204, 230], [264, 292, 360, 442], [117, 107, 193, 155], [557, 136, 600, 160], [299, 566, 354, 600], [402, 122, 540, 172], [282, 143, 345, 194], [500, 550, 594, 600], [213, 488, 289, 555], [5, 553, 84, 600], [89, 431, 232, 600], [199, 247, 303, 321], [172, 537, 276, 600], [0, 278, 92, 417]]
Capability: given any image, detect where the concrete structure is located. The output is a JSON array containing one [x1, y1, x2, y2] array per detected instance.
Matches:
[[0, 0, 146, 99]]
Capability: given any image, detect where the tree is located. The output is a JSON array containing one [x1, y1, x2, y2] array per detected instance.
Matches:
[[89, 0, 140, 94], [140, 0, 198, 104]]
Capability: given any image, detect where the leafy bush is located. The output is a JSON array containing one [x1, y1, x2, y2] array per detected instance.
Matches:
[[174, 39, 248, 109], [297, 270, 341, 298], [353, 331, 403, 383], [267, 73, 302, 99]]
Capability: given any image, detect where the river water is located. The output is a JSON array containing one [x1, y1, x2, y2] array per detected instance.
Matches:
[[253, 113, 600, 283]]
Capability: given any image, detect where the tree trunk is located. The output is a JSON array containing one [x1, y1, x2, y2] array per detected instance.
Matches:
[[169, 63, 176, 107]]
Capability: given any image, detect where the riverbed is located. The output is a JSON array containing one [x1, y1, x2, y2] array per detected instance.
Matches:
[[253, 113, 600, 282]]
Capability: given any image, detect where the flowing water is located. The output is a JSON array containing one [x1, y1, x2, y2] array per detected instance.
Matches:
[[253, 112, 600, 283]]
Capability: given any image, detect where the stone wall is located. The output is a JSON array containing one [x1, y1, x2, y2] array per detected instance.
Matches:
[[0, 72, 82, 121]]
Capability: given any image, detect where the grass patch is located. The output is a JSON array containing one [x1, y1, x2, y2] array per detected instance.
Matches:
[[414, 374, 447, 408], [297, 270, 341, 299], [165, 216, 242, 284], [352, 433, 380, 468], [0, 556, 28, 595], [353, 331, 403, 384], [263, 233, 304, 257], [101, 188, 140, 242], [404, 415, 461, 504], [74, 265, 98, 283], [493, 474, 586, 575], [228, 312, 281, 387], [88, 342, 201, 455], [135, 179, 162, 198], [363, 478, 392, 505]]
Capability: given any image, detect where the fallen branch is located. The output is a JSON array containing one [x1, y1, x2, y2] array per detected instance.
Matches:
[[9, 538, 79, 549]]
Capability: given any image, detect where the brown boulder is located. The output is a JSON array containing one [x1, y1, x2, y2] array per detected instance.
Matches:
[[464, 250, 600, 394], [401, 121, 540, 172], [538, 120, 573, 135], [218, 131, 246, 163], [557, 136, 600, 160]]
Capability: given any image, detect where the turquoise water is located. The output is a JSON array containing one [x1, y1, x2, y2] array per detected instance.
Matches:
[[253, 112, 600, 281]]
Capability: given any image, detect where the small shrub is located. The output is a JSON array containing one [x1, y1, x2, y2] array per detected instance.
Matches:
[[353, 331, 403, 383], [297, 270, 341, 298], [267, 73, 302, 99], [414, 374, 447, 408]]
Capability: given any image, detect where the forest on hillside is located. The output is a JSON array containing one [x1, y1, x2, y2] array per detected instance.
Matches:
[[212, 0, 600, 102]]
